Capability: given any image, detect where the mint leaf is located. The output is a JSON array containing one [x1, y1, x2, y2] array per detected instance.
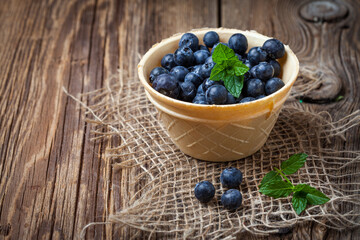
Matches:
[[234, 62, 249, 76], [259, 180, 294, 198], [212, 44, 238, 64], [293, 184, 308, 192], [281, 153, 308, 175], [295, 185, 330, 205], [259, 171, 282, 188], [223, 75, 243, 98], [210, 64, 225, 81], [292, 191, 308, 215]]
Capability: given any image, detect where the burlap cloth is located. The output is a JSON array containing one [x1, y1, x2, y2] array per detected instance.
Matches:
[[71, 65, 360, 239]]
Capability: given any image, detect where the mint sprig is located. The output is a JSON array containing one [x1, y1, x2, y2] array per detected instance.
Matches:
[[210, 44, 249, 98], [259, 153, 330, 215]]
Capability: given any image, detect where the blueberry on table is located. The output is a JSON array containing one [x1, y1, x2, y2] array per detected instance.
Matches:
[[220, 167, 243, 189], [203, 31, 220, 48], [245, 78, 265, 98], [239, 97, 256, 103], [262, 39, 285, 59], [199, 45, 210, 52], [161, 54, 177, 71], [206, 85, 228, 105], [221, 189, 242, 211], [174, 46, 195, 67], [268, 59, 281, 77], [265, 77, 285, 95], [255, 62, 274, 81], [152, 73, 180, 99], [179, 32, 199, 52], [211, 42, 229, 54], [170, 66, 189, 82], [200, 62, 215, 79], [194, 50, 210, 65], [194, 181, 215, 203], [149, 67, 169, 83], [228, 33, 248, 55], [202, 78, 221, 92], [247, 47, 267, 66], [192, 94, 208, 104], [179, 81, 196, 102], [184, 72, 203, 87]]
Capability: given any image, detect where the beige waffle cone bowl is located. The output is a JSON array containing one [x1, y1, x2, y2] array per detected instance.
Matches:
[[138, 28, 299, 162]]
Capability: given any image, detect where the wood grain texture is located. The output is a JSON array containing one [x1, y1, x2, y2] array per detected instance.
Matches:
[[0, 0, 359, 239]]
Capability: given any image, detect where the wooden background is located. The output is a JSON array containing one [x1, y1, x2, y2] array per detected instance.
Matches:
[[0, 0, 359, 239]]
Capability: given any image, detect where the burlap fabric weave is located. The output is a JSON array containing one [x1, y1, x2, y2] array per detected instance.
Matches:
[[73, 66, 360, 239]]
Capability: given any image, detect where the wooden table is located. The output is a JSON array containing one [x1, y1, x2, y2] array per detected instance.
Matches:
[[1, 0, 359, 239]]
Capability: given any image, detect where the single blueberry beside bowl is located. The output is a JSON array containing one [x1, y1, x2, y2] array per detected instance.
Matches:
[[194, 50, 210, 65], [170, 66, 189, 82], [206, 85, 228, 105], [245, 78, 265, 98], [149, 67, 169, 83], [194, 181, 215, 203], [174, 46, 195, 67], [184, 72, 203, 87], [265, 77, 285, 95], [152, 73, 180, 99], [228, 33, 248, 55], [255, 62, 274, 81], [179, 32, 199, 52], [220, 167, 243, 189], [203, 31, 220, 48], [262, 38, 285, 59], [221, 189, 242, 211], [161, 54, 177, 71], [247, 47, 267, 66], [179, 81, 196, 102]]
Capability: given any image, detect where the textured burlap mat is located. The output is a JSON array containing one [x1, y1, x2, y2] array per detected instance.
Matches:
[[69, 66, 360, 239]]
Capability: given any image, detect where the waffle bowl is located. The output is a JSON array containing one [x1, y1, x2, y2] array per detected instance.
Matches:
[[138, 28, 299, 162]]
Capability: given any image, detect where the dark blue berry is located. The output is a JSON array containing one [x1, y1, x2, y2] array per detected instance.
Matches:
[[161, 54, 177, 71], [245, 78, 265, 98], [192, 94, 208, 104], [189, 65, 202, 75], [184, 72, 203, 87], [249, 65, 258, 78], [235, 53, 244, 62], [206, 85, 228, 105], [239, 97, 256, 103], [221, 189, 242, 210], [265, 77, 285, 95], [197, 84, 205, 95], [200, 62, 215, 79], [203, 31, 220, 48], [194, 50, 210, 65], [255, 62, 274, 81], [205, 56, 214, 64], [194, 181, 215, 203], [202, 78, 221, 92], [220, 167, 243, 189], [199, 45, 210, 52], [256, 95, 266, 100], [262, 39, 285, 59], [226, 92, 236, 104], [179, 33, 199, 52], [152, 74, 180, 99], [268, 59, 281, 77], [228, 33, 248, 55], [149, 67, 169, 83], [247, 47, 267, 66], [179, 81, 196, 102], [170, 66, 189, 82], [174, 47, 195, 67], [211, 42, 229, 55]]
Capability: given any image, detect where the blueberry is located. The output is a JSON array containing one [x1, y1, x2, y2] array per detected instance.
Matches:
[[221, 189, 242, 211], [211, 42, 229, 55], [194, 181, 215, 203], [205, 56, 214, 64], [262, 38, 285, 59], [206, 85, 228, 105], [244, 59, 252, 69], [192, 94, 208, 104], [189, 64, 202, 75], [203, 31, 220, 48], [149, 67, 169, 83], [255, 62, 274, 81], [226, 92, 236, 104], [197, 84, 205, 95], [268, 59, 281, 77], [228, 33, 248, 55], [184, 72, 203, 87], [249, 65, 258, 78], [202, 78, 221, 92], [179, 81, 196, 102], [161, 54, 177, 71], [174, 47, 195, 67], [245, 78, 265, 98], [235, 53, 244, 62], [239, 97, 256, 103], [152, 74, 180, 99], [194, 50, 210, 65], [170, 66, 189, 82], [265, 77, 285, 95], [256, 95, 266, 100], [199, 45, 210, 52], [220, 167, 243, 188], [247, 47, 267, 66], [200, 62, 215, 79], [179, 33, 199, 52]]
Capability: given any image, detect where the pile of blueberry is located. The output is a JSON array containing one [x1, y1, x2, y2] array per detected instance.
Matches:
[[194, 167, 243, 210], [149, 31, 286, 105]]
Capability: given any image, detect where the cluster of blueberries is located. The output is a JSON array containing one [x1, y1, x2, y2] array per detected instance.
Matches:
[[194, 167, 243, 210], [149, 31, 286, 105]]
